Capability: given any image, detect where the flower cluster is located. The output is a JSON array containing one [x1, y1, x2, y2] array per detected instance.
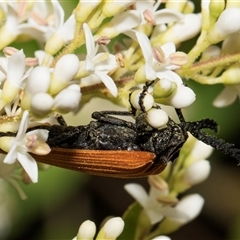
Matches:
[[123, 135, 212, 239], [0, 0, 240, 239]]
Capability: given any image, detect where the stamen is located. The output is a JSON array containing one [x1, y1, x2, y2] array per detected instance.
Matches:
[[25, 57, 39, 66], [116, 53, 125, 68], [148, 175, 168, 191], [97, 36, 111, 45], [30, 12, 48, 26], [26, 135, 37, 148], [17, 1, 27, 19], [3, 47, 19, 57], [143, 9, 156, 26], [169, 51, 188, 66], [153, 46, 166, 63]]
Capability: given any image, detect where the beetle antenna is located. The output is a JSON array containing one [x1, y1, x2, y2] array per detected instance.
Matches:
[[190, 129, 240, 164], [184, 118, 219, 133]]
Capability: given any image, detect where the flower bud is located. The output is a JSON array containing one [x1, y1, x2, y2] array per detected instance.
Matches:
[[153, 78, 177, 98], [77, 220, 96, 240], [130, 90, 154, 111], [219, 63, 240, 84], [53, 84, 81, 113], [209, 0, 225, 21], [207, 8, 240, 44], [102, 1, 135, 17], [31, 93, 53, 117], [146, 109, 169, 129], [27, 69, 48, 88], [21, 66, 51, 110], [156, 85, 196, 108], [184, 160, 211, 185], [75, 1, 101, 23], [96, 217, 124, 240], [49, 54, 80, 95], [44, 33, 65, 56], [45, 15, 76, 55]]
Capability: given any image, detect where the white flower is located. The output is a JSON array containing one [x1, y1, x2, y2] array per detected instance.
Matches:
[[131, 30, 187, 81], [124, 177, 187, 225], [94, 10, 142, 39], [134, 0, 183, 26], [0, 50, 32, 109], [153, 13, 201, 45], [79, 23, 118, 97], [1, 111, 50, 183]]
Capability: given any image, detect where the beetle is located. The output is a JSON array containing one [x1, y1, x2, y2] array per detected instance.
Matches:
[[23, 107, 239, 178]]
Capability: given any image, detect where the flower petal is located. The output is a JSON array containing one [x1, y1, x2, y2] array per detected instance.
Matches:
[[15, 110, 29, 141], [25, 129, 49, 142], [7, 50, 25, 87], [154, 9, 184, 25], [124, 183, 149, 208], [213, 86, 237, 107], [17, 151, 38, 183], [93, 71, 117, 97]]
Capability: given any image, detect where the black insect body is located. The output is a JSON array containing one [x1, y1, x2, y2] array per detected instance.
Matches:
[[1, 108, 239, 178], [26, 109, 240, 178]]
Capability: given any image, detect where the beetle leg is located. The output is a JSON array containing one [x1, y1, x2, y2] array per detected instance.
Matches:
[[92, 111, 136, 129]]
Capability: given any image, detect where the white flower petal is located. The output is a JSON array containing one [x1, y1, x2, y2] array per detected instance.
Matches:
[[161, 42, 176, 56], [103, 217, 124, 239], [94, 71, 117, 97], [154, 9, 183, 25], [169, 85, 196, 108], [174, 194, 204, 223], [3, 145, 17, 164], [57, 14, 76, 43], [51, 0, 64, 29], [25, 129, 49, 142], [111, 10, 141, 34], [77, 220, 96, 239], [7, 50, 25, 86], [83, 23, 95, 57], [135, 30, 153, 64], [17, 151, 38, 183], [184, 160, 211, 185], [213, 86, 237, 107], [124, 183, 149, 208], [16, 111, 29, 141]]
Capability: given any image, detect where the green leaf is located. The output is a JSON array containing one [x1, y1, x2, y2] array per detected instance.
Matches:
[[118, 202, 142, 240]]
